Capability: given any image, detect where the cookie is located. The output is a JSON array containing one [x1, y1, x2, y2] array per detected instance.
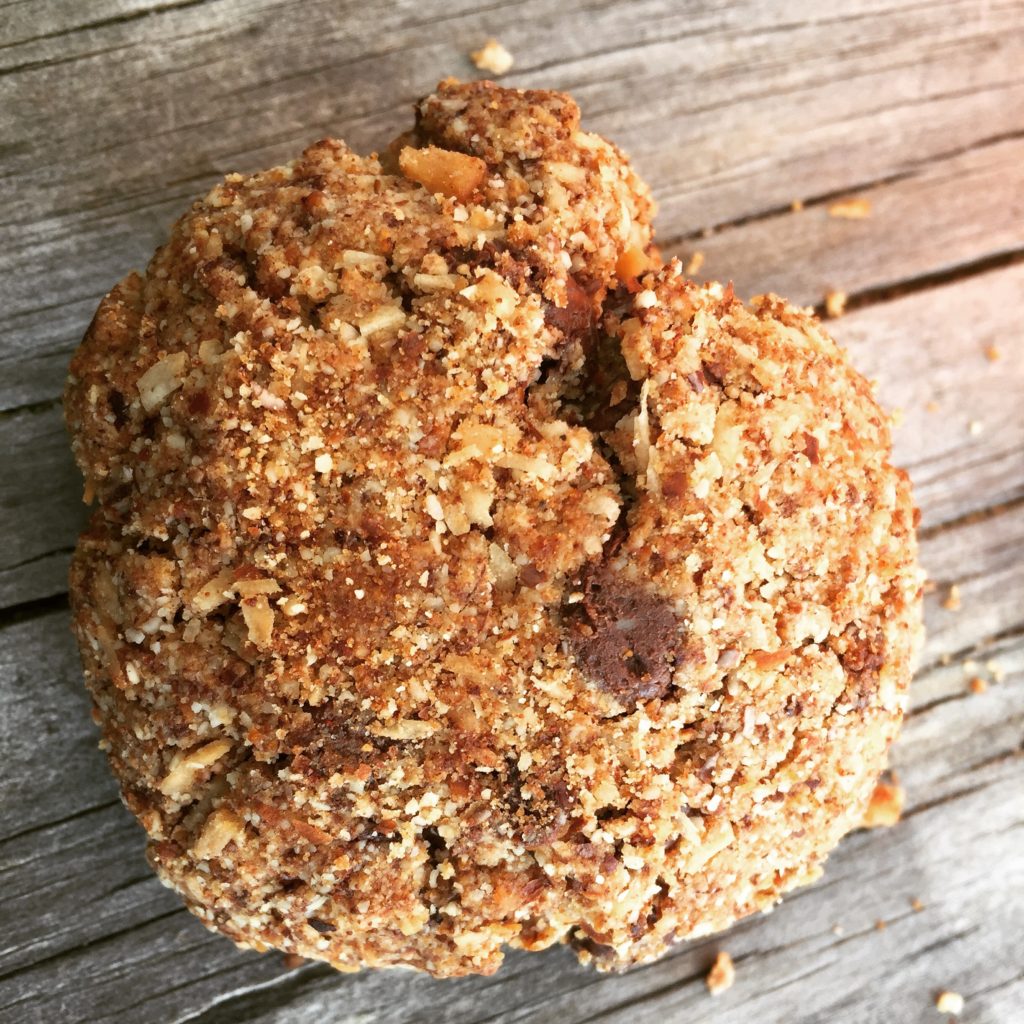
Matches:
[[64, 80, 923, 977]]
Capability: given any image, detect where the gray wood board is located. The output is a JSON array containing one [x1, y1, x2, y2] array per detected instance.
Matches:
[[1, 1, 1022, 1022]]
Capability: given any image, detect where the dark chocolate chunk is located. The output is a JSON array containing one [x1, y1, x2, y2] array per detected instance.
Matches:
[[563, 561, 686, 704], [307, 917, 336, 933]]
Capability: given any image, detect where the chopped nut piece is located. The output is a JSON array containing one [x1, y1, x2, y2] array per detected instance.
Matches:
[[241, 594, 275, 649], [470, 39, 514, 76], [706, 950, 735, 995], [194, 807, 246, 859], [138, 351, 188, 412], [935, 991, 964, 1015], [861, 780, 904, 828], [399, 146, 487, 203], [159, 738, 233, 797], [825, 289, 848, 318], [615, 245, 651, 283], [943, 584, 962, 611], [685, 250, 705, 276], [828, 197, 872, 219]]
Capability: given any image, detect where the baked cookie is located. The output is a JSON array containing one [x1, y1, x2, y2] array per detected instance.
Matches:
[[64, 80, 923, 977]]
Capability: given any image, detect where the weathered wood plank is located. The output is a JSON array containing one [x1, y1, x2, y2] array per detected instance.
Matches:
[[681, 136, 1024, 309], [0, 405, 87, 609]]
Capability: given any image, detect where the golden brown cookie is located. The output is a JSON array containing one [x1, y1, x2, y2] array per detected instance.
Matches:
[[64, 80, 922, 977]]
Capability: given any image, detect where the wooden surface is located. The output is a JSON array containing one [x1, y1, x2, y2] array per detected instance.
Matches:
[[2, 1, 1023, 1021]]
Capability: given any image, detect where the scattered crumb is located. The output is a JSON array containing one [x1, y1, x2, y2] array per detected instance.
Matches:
[[943, 585, 962, 612], [962, 659, 979, 675], [832, 923, 845, 936], [984, 344, 1002, 362], [282, 953, 306, 970], [862, 780, 905, 828], [936, 990, 964, 1015], [685, 250, 705, 276], [911, 898, 925, 912], [986, 659, 1006, 683], [925, 400, 940, 413], [890, 407, 905, 428], [825, 289, 848, 318], [968, 420, 984, 437], [791, 198, 804, 212], [968, 676, 988, 695], [939, 652, 952, 666], [875, 918, 887, 931], [470, 39, 514, 76], [828, 197, 872, 219], [922, 579, 938, 595], [706, 950, 736, 996]]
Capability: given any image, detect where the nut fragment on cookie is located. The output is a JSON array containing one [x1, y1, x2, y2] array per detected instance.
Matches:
[[862, 780, 904, 828], [470, 38, 514, 75], [706, 951, 736, 995], [399, 145, 487, 202]]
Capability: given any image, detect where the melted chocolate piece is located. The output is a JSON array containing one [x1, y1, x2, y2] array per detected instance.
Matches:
[[563, 562, 686, 704]]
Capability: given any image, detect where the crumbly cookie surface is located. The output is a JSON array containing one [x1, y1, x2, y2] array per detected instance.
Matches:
[[65, 80, 923, 977]]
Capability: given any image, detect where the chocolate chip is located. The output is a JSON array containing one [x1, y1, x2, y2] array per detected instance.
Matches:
[[563, 561, 686, 704], [803, 432, 820, 464], [519, 563, 545, 587]]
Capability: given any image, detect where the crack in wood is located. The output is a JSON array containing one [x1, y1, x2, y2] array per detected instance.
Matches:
[[0, 591, 69, 630], [811, 247, 1024, 319], [0, 798, 122, 852], [0, 0, 213, 53]]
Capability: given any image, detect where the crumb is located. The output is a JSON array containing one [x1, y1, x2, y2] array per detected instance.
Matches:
[[986, 659, 1006, 683], [828, 197, 871, 219], [470, 39, 514, 76], [962, 659, 978, 675], [832, 923, 845, 936], [936, 990, 964, 1015], [890, 407, 905, 428], [282, 953, 306, 969], [968, 676, 987, 695], [922, 579, 937, 595], [984, 344, 1001, 362], [862, 780, 904, 828], [939, 652, 952, 665], [943, 585, 962, 612], [791, 198, 804, 212], [875, 918, 887, 931], [825, 289, 848, 318], [968, 420, 984, 437], [911, 898, 925, 912], [925, 400, 940, 413], [706, 950, 735, 995], [685, 250, 705, 276]]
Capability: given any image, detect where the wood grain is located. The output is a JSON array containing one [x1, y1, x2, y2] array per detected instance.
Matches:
[[1, 1, 1022, 1022]]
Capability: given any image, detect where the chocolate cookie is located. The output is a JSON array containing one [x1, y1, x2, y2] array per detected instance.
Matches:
[[64, 80, 923, 977]]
